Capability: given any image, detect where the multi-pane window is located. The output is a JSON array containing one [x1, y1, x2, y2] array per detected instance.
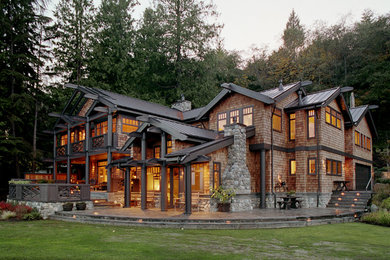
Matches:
[[217, 106, 254, 131], [290, 160, 296, 175], [308, 158, 316, 175], [95, 121, 108, 136], [154, 146, 161, 159], [147, 167, 160, 191], [325, 106, 341, 129], [355, 131, 360, 146], [289, 113, 296, 140], [326, 159, 342, 176], [167, 140, 172, 154], [213, 162, 221, 189], [243, 107, 253, 126], [355, 130, 371, 150], [217, 112, 227, 131], [230, 109, 240, 124], [122, 118, 139, 133], [308, 109, 316, 138], [272, 108, 282, 132], [60, 134, 67, 146]]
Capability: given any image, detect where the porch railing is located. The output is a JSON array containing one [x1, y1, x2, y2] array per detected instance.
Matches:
[[71, 140, 85, 153], [8, 183, 90, 202], [56, 145, 67, 156]]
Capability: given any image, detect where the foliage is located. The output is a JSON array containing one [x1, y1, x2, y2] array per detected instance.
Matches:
[[361, 211, 390, 227], [375, 178, 390, 184], [372, 183, 390, 206], [51, 0, 96, 84], [0, 211, 16, 220], [8, 180, 31, 185], [210, 186, 235, 203], [23, 209, 42, 220], [0, 201, 15, 211], [380, 197, 390, 211]]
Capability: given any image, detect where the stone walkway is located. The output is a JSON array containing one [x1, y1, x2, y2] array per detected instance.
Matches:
[[50, 207, 362, 229]]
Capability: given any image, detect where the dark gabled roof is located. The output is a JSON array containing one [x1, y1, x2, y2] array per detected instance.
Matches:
[[137, 115, 219, 142], [93, 88, 182, 120], [350, 105, 369, 124], [349, 105, 378, 138], [285, 87, 340, 110], [259, 81, 312, 101], [182, 107, 204, 121], [195, 83, 275, 120], [165, 136, 234, 164]]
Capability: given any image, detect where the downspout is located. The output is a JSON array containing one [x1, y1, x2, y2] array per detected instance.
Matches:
[[316, 109, 321, 207], [271, 105, 276, 208]]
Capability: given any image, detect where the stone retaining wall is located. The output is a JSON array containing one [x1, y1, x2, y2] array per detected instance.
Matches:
[[7, 199, 93, 219]]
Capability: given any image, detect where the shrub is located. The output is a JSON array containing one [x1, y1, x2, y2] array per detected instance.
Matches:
[[1, 211, 17, 220], [36, 179, 48, 183], [14, 205, 33, 220], [23, 209, 42, 221], [372, 183, 390, 206], [8, 180, 31, 185], [0, 201, 15, 211], [211, 186, 236, 203], [362, 211, 390, 227], [375, 178, 390, 184], [380, 197, 390, 210]]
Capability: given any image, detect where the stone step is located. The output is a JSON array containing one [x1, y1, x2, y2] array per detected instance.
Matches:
[[49, 211, 359, 229]]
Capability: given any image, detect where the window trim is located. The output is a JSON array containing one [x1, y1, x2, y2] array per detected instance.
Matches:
[[289, 113, 296, 141], [307, 109, 316, 139], [325, 106, 342, 129], [325, 158, 342, 176], [213, 162, 221, 189], [307, 157, 317, 175], [289, 159, 296, 175], [272, 107, 282, 132], [217, 106, 254, 132]]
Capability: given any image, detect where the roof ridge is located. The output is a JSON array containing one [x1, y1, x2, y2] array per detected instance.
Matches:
[[152, 116, 217, 133], [350, 105, 369, 110], [259, 81, 299, 93], [305, 86, 339, 96]]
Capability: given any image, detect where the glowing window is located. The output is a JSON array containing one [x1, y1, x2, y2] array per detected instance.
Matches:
[[217, 112, 227, 131], [308, 110, 315, 138], [243, 107, 253, 126], [290, 160, 296, 175], [122, 118, 139, 133], [272, 108, 282, 132], [289, 113, 296, 140]]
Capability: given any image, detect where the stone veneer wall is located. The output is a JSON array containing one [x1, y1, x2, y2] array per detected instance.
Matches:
[[7, 199, 94, 219], [222, 123, 253, 212]]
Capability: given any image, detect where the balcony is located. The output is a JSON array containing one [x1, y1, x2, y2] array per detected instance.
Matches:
[[56, 133, 118, 156]]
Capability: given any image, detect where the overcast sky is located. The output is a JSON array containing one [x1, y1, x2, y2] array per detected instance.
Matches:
[[48, 0, 390, 56]]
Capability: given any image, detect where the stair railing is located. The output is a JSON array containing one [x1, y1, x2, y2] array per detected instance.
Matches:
[[365, 175, 373, 191]]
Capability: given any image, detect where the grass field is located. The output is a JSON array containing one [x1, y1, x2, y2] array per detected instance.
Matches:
[[0, 220, 389, 259]]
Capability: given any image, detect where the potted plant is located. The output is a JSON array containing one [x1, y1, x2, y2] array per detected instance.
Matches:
[[287, 190, 296, 197], [62, 202, 73, 211], [211, 186, 236, 212], [76, 202, 86, 210]]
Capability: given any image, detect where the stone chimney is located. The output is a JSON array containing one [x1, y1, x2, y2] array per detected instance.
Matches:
[[171, 94, 192, 112], [350, 92, 355, 108], [222, 123, 252, 211]]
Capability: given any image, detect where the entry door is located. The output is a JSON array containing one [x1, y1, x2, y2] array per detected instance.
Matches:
[[97, 161, 108, 184], [355, 164, 371, 190]]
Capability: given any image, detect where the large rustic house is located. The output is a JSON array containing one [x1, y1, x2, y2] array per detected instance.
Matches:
[[48, 81, 376, 214]]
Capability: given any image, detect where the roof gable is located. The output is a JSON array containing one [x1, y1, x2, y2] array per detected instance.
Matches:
[[350, 105, 378, 138]]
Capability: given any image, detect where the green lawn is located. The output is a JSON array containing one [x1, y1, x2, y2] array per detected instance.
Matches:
[[0, 220, 389, 259]]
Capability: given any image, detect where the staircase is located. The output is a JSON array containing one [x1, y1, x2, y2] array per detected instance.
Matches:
[[327, 191, 372, 211]]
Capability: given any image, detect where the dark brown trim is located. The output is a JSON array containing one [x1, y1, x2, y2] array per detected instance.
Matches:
[[249, 143, 373, 164]]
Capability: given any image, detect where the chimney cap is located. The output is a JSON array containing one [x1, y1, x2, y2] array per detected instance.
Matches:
[[278, 79, 283, 91]]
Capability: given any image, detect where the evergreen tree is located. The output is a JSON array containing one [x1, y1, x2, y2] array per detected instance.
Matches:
[[51, 0, 95, 84], [87, 0, 138, 94], [0, 0, 48, 178]]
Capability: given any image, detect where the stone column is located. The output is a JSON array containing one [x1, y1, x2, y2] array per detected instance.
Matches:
[[222, 123, 252, 211]]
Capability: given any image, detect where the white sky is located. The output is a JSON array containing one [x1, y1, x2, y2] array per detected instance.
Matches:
[[48, 0, 390, 57]]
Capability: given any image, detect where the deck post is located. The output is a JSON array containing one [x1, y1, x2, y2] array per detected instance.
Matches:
[[124, 167, 130, 208], [66, 124, 71, 183], [169, 166, 174, 208], [53, 133, 56, 180], [107, 110, 113, 192], [160, 131, 167, 211], [141, 132, 147, 210], [184, 163, 192, 215], [85, 117, 90, 184], [260, 149, 266, 208]]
